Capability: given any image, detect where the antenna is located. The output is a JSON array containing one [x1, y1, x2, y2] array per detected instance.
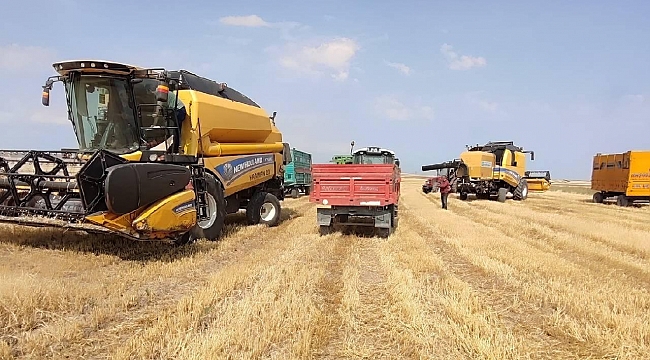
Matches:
[[350, 140, 355, 155]]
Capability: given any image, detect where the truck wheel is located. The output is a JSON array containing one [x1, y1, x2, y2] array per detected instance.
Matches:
[[459, 192, 468, 200], [497, 187, 508, 203], [617, 195, 629, 207], [593, 192, 604, 204], [247, 191, 281, 227], [192, 172, 227, 241], [304, 186, 311, 195], [290, 188, 299, 198], [377, 227, 392, 238], [513, 179, 528, 200], [319, 225, 332, 235]]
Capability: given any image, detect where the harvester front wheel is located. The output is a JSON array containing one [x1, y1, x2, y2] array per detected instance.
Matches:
[[247, 191, 281, 227], [194, 173, 227, 241], [513, 179, 529, 201], [497, 187, 508, 202]]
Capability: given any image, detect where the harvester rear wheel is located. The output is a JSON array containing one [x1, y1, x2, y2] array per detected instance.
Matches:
[[193, 172, 227, 242], [247, 191, 281, 227], [513, 179, 528, 201], [497, 187, 508, 202]]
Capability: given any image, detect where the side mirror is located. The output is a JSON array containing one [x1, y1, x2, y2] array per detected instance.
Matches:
[[42, 87, 50, 106], [531, 152, 535, 161], [395, 159, 400, 167]]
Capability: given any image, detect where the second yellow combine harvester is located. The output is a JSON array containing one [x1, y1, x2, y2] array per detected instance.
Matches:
[[0, 60, 292, 245], [422, 141, 550, 202]]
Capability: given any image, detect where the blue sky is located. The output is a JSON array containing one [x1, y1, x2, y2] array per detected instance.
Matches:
[[1, 0, 649, 179]]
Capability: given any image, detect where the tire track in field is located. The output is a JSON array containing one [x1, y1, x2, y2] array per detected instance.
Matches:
[[469, 195, 650, 262], [401, 189, 581, 358], [413, 189, 650, 358], [7, 199, 314, 359], [316, 235, 405, 359], [525, 197, 650, 232], [310, 233, 354, 359], [446, 197, 650, 290]]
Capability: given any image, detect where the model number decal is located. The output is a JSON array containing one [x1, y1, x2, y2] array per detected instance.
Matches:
[[250, 168, 272, 181]]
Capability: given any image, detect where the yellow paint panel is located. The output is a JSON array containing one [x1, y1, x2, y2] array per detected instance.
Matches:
[[460, 151, 494, 179], [132, 190, 196, 234]]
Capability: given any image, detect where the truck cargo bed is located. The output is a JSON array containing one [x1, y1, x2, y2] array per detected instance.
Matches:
[[309, 164, 400, 207]]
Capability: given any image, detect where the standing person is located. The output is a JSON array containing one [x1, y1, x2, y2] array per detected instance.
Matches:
[[438, 175, 451, 210]]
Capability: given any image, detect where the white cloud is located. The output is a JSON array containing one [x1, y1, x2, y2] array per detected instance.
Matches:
[[385, 61, 411, 75], [465, 91, 500, 114], [374, 95, 434, 121], [219, 15, 270, 27], [276, 37, 359, 81], [0, 44, 55, 72], [440, 43, 486, 70]]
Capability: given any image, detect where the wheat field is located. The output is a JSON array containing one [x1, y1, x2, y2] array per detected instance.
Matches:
[[1, 177, 649, 359]]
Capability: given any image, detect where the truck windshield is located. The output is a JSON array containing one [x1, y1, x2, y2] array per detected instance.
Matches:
[[65, 74, 140, 154]]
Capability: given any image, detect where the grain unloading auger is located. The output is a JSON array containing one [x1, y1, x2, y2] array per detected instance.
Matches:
[[421, 141, 550, 202], [0, 60, 292, 245]]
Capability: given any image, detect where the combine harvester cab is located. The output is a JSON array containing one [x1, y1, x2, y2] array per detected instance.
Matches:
[[591, 151, 650, 206], [310, 146, 401, 238], [0, 60, 292, 245], [421, 141, 548, 202]]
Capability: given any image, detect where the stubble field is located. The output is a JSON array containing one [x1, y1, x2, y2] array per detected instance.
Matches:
[[1, 177, 649, 359]]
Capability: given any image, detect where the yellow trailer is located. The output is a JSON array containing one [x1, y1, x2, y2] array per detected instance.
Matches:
[[591, 151, 650, 206]]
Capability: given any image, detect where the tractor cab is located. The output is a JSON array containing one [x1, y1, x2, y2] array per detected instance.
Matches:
[[351, 146, 399, 166]]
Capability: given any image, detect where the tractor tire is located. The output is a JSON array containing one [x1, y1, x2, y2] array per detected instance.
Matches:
[[190, 172, 227, 242], [513, 179, 529, 201], [617, 194, 630, 207], [497, 187, 508, 203], [592, 192, 604, 204], [246, 191, 282, 227]]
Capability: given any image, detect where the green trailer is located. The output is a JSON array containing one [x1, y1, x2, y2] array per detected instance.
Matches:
[[284, 148, 313, 198]]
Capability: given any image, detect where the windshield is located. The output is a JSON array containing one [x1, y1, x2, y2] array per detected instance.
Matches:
[[353, 153, 395, 164], [66, 75, 140, 153]]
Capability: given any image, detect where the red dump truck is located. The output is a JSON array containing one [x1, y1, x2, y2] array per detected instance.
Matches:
[[309, 146, 401, 237]]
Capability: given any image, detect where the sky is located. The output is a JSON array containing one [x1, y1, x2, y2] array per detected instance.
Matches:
[[1, 0, 649, 180]]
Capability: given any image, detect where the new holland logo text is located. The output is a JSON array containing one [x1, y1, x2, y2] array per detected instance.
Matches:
[[217, 154, 275, 185], [173, 201, 194, 214]]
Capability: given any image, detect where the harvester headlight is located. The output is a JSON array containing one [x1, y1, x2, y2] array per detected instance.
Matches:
[[149, 154, 158, 162], [322, 199, 328, 205]]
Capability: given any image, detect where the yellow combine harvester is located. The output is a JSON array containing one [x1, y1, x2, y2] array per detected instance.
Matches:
[[421, 141, 550, 202], [0, 60, 292, 244], [591, 151, 650, 206]]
